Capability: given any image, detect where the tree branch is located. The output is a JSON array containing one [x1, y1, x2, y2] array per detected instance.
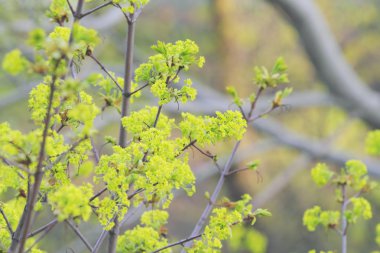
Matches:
[[90, 137, 100, 164], [151, 234, 203, 253], [79, 1, 113, 19], [126, 82, 149, 97], [110, 6, 137, 253], [267, 0, 380, 128], [66, 0, 75, 17], [87, 53, 123, 92], [16, 58, 63, 253], [24, 219, 57, 253], [27, 219, 58, 238], [118, 14, 136, 148], [0, 207, 14, 236], [89, 187, 107, 202], [0, 156, 30, 175], [182, 141, 241, 250], [65, 220, 93, 252], [92, 229, 107, 253], [46, 137, 87, 171]]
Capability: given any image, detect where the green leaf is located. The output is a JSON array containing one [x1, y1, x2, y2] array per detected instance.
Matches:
[[345, 197, 372, 223], [366, 130, 380, 156], [2, 49, 29, 75], [311, 163, 334, 187], [247, 160, 260, 171], [253, 57, 289, 88], [303, 206, 321, 231], [253, 208, 272, 217]]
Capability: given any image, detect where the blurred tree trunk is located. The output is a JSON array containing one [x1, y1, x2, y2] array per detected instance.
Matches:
[[212, 0, 245, 88]]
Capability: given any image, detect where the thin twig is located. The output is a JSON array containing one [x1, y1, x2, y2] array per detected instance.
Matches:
[[66, 0, 75, 16], [0, 207, 14, 235], [89, 187, 107, 202], [153, 105, 163, 128], [168, 66, 183, 85], [90, 137, 100, 164], [191, 144, 215, 160], [181, 141, 241, 250], [46, 137, 87, 171], [92, 229, 107, 253], [65, 220, 94, 252], [249, 105, 278, 122], [0, 156, 30, 174], [88, 54, 123, 92], [226, 167, 251, 176], [247, 87, 264, 119], [113, 3, 131, 22], [150, 234, 203, 253], [238, 105, 247, 121], [27, 219, 58, 238], [175, 139, 198, 158], [126, 82, 149, 97], [24, 220, 57, 253], [128, 188, 145, 200], [191, 143, 222, 172], [79, 1, 113, 19]]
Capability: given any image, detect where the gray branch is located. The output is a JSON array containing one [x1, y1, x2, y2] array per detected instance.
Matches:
[[267, 0, 380, 128]]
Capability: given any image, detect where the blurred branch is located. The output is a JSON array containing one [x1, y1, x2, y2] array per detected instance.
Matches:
[[253, 118, 380, 177], [91, 83, 380, 178], [253, 117, 355, 207], [252, 155, 310, 207], [65, 220, 94, 252], [0, 83, 36, 108], [0, 207, 14, 235], [267, 0, 380, 128]]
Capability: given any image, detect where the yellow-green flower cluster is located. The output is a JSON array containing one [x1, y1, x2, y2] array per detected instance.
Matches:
[[48, 183, 93, 222], [134, 40, 204, 105], [117, 210, 169, 253], [189, 194, 256, 252], [180, 111, 247, 147]]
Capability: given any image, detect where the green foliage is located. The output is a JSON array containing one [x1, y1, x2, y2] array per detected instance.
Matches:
[[304, 160, 377, 251], [179, 111, 247, 147], [28, 28, 46, 50], [0, 200, 25, 250], [135, 40, 204, 105], [254, 57, 289, 88], [48, 184, 93, 222], [247, 160, 260, 171], [303, 206, 339, 232], [117, 226, 169, 253], [0, 1, 285, 252], [117, 209, 169, 253], [113, 0, 150, 14], [141, 210, 169, 230], [46, 0, 69, 24], [273, 87, 293, 107], [311, 163, 334, 187], [188, 194, 267, 252], [2, 49, 29, 75], [376, 224, 380, 247], [366, 130, 380, 156], [72, 23, 100, 53], [344, 197, 372, 223], [226, 86, 243, 107], [229, 226, 268, 253]]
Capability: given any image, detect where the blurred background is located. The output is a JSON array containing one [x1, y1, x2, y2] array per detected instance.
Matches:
[[1, 0, 380, 252]]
